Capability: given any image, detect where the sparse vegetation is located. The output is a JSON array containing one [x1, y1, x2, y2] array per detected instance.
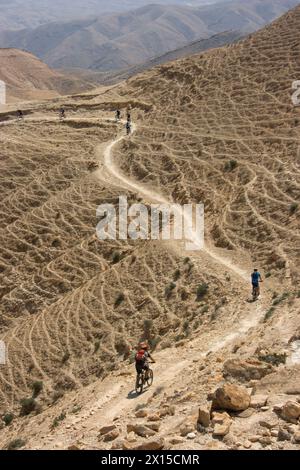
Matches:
[[173, 269, 181, 281], [94, 341, 100, 353], [259, 352, 287, 366], [20, 397, 37, 416], [264, 307, 275, 322], [114, 292, 125, 307], [165, 282, 176, 299], [52, 412, 66, 429], [2, 413, 14, 426], [196, 283, 209, 301], [265, 272, 271, 278], [71, 405, 82, 414], [7, 439, 26, 450], [201, 305, 209, 314], [289, 202, 298, 215], [111, 251, 121, 264], [31, 381, 43, 398], [224, 160, 238, 172], [62, 351, 70, 364], [51, 389, 64, 404], [272, 292, 289, 306]]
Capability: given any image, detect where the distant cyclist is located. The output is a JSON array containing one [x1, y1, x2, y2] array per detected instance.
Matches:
[[115, 109, 121, 122], [251, 268, 263, 300], [17, 110, 24, 121], [126, 120, 131, 135], [135, 342, 155, 379], [59, 108, 66, 120]]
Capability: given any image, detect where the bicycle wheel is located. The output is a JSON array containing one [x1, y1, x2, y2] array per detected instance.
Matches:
[[146, 369, 153, 387], [135, 373, 144, 394]]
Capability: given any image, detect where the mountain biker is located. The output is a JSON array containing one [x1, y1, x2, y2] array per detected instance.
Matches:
[[251, 268, 263, 298], [135, 342, 155, 378], [59, 107, 66, 120], [126, 120, 131, 135], [17, 110, 23, 120]]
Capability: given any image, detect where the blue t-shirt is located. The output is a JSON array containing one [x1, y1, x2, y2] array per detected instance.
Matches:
[[251, 271, 260, 285]]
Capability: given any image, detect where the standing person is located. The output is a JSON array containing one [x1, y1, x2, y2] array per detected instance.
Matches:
[[115, 109, 121, 122], [251, 268, 263, 299], [126, 109, 131, 123]]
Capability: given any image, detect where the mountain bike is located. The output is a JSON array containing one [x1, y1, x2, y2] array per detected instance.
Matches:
[[135, 365, 154, 395]]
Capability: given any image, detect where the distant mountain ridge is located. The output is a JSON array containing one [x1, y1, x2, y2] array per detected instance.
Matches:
[[0, 0, 298, 71]]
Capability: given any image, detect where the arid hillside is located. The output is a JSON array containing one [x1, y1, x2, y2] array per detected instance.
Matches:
[[0, 48, 91, 102], [116, 5, 300, 283], [0, 5, 299, 452]]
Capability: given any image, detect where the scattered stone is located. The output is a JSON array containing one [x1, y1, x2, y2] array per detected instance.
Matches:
[[180, 422, 195, 437], [212, 383, 251, 412], [127, 424, 156, 438], [223, 358, 274, 381], [99, 424, 117, 436], [212, 412, 232, 437], [250, 395, 268, 408], [261, 406, 270, 412], [259, 436, 272, 446], [259, 429, 271, 437], [293, 431, 300, 443], [280, 401, 300, 423], [187, 432, 196, 439], [277, 427, 291, 442], [259, 418, 278, 429], [249, 436, 260, 443], [126, 432, 137, 443], [146, 422, 160, 432], [135, 409, 148, 418], [159, 405, 175, 417], [103, 429, 119, 442], [147, 413, 160, 422], [68, 445, 80, 451], [237, 408, 254, 418], [243, 441, 252, 449], [110, 439, 123, 450], [198, 405, 211, 428], [169, 437, 184, 445], [124, 437, 165, 451], [271, 430, 278, 438]]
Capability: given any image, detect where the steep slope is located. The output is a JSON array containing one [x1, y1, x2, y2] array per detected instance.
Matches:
[[0, 0, 298, 71], [0, 48, 91, 102]]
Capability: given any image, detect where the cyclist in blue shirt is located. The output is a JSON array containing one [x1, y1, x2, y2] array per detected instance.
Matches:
[[251, 269, 262, 299]]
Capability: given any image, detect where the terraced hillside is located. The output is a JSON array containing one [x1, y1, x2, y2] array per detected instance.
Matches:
[[115, 5, 300, 283], [0, 5, 299, 451]]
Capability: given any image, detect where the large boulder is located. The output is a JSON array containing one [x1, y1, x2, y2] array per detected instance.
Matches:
[[223, 358, 274, 382], [212, 383, 251, 412]]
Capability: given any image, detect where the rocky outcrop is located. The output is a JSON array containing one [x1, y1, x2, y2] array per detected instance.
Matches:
[[211, 383, 251, 412]]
